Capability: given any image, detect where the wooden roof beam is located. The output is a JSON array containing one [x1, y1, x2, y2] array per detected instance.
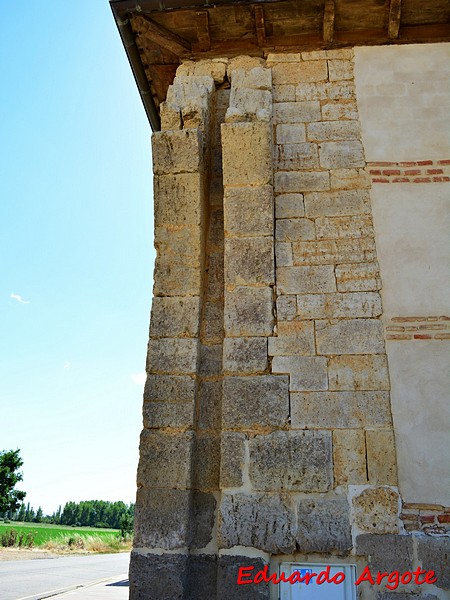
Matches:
[[134, 14, 192, 56], [254, 5, 267, 47], [388, 0, 402, 39], [323, 0, 335, 45], [196, 11, 211, 52]]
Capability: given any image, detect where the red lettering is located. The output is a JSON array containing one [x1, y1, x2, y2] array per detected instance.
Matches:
[[237, 566, 254, 585], [400, 571, 412, 584], [376, 572, 389, 584], [424, 571, 437, 585], [303, 572, 317, 585], [413, 567, 428, 585], [331, 571, 346, 584], [386, 571, 400, 590], [316, 567, 331, 585], [288, 571, 302, 584], [253, 569, 266, 584], [355, 566, 375, 586]]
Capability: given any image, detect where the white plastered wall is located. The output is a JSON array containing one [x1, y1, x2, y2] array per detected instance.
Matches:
[[354, 43, 450, 505]]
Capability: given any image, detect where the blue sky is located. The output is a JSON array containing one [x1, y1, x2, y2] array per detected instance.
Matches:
[[0, 1, 155, 514]]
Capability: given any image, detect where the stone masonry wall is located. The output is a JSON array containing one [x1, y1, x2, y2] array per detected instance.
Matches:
[[130, 47, 449, 600]]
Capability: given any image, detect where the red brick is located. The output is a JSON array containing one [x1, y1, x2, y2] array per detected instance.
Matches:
[[369, 169, 381, 175], [427, 168, 444, 174], [437, 159, 450, 165], [439, 316, 450, 321], [404, 169, 421, 175], [435, 333, 450, 339], [368, 161, 396, 166], [392, 177, 410, 183], [383, 169, 401, 176], [414, 334, 432, 339], [372, 178, 389, 183], [413, 177, 431, 183], [417, 160, 433, 166], [420, 515, 436, 523], [399, 161, 417, 166], [438, 514, 450, 523], [433, 176, 450, 182]]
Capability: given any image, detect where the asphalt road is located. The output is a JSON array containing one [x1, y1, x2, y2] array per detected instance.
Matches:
[[0, 552, 130, 600]]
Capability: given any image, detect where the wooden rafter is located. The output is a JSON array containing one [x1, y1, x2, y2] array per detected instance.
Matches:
[[254, 5, 267, 47], [388, 0, 402, 39], [323, 0, 335, 44], [133, 15, 192, 56]]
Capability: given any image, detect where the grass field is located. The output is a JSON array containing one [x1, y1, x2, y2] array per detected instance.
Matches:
[[0, 522, 120, 546]]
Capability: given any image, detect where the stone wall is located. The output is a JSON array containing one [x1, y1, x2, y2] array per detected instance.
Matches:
[[130, 44, 450, 600]]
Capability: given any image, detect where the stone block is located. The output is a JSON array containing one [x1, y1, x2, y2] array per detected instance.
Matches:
[[184, 554, 218, 600], [272, 60, 328, 85], [275, 143, 319, 170], [316, 215, 374, 239], [137, 431, 193, 489], [297, 497, 352, 553], [335, 262, 382, 292], [327, 81, 356, 100], [217, 556, 270, 600], [333, 429, 367, 485], [227, 56, 265, 75], [206, 253, 224, 300], [249, 430, 332, 492], [352, 487, 400, 534], [307, 121, 361, 142], [221, 122, 271, 186], [301, 50, 327, 61], [155, 226, 202, 266], [201, 301, 224, 344], [129, 552, 187, 599], [377, 594, 439, 600], [417, 535, 450, 589], [147, 338, 198, 374], [143, 401, 195, 429], [154, 173, 203, 226], [224, 186, 273, 238], [326, 48, 354, 60], [267, 52, 301, 63], [134, 488, 190, 549], [268, 320, 315, 355], [220, 432, 246, 488], [315, 319, 385, 354], [275, 194, 305, 218], [228, 88, 272, 121], [276, 295, 297, 320], [189, 491, 217, 550], [230, 66, 272, 90], [319, 141, 365, 169], [329, 355, 390, 391], [198, 380, 221, 431], [144, 374, 195, 403], [219, 493, 296, 553], [275, 218, 315, 242], [296, 82, 328, 101], [222, 375, 289, 429], [192, 433, 220, 490], [223, 337, 268, 374], [198, 344, 222, 377], [366, 429, 398, 486], [152, 129, 202, 175], [224, 287, 274, 337], [321, 100, 359, 121], [150, 296, 201, 338], [273, 101, 321, 123], [292, 237, 377, 266], [275, 242, 293, 266], [177, 58, 227, 84], [225, 237, 274, 286], [276, 123, 306, 144], [275, 171, 330, 193], [207, 207, 224, 248], [304, 189, 370, 217], [297, 292, 382, 320], [330, 168, 371, 190], [356, 533, 413, 572], [291, 391, 392, 429], [159, 101, 182, 131], [328, 59, 354, 81], [273, 84, 296, 102], [277, 265, 336, 294], [272, 355, 328, 391], [153, 262, 202, 297]]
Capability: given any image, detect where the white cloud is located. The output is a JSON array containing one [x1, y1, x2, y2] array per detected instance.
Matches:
[[11, 293, 30, 304], [64, 361, 71, 370], [131, 372, 147, 386]]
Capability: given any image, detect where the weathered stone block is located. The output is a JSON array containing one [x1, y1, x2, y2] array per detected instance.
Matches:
[[272, 355, 328, 391], [273, 84, 296, 102], [207, 207, 224, 249], [276, 123, 306, 144], [326, 48, 354, 60], [297, 497, 352, 553], [277, 265, 336, 294], [366, 429, 398, 485], [335, 262, 382, 292], [276, 218, 315, 241], [275, 143, 319, 170], [150, 296, 201, 338], [297, 292, 382, 319], [296, 82, 328, 101], [333, 429, 367, 485], [328, 59, 354, 81], [228, 88, 272, 121], [275, 193, 305, 218], [307, 121, 361, 142], [154, 173, 203, 226], [275, 242, 293, 266], [272, 61, 328, 85], [356, 533, 413, 572], [160, 101, 182, 131], [224, 286, 274, 337], [143, 401, 195, 429], [225, 237, 274, 286], [222, 375, 288, 429], [268, 320, 315, 355], [352, 487, 400, 534], [193, 433, 220, 490], [330, 168, 371, 190], [155, 226, 202, 266], [315, 319, 385, 354], [189, 492, 217, 550], [198, 380, 221, 431], [147, 338, 198, 374], [321, 100, 359, 121], [304, 189, 370, 217], [291, 391, 392, 429], [129, 552, 187, 599], [184, 554, 218, 600], [152, 129, 202, 175], [275, 170, 330, 193], [224, 186, 273, 238], [206, 253, 224, 300], [249, 430, 332, 492], [302, 50, 328, 61], [329, 354, 390, 391], [137, 431, 193, 489], [219, 493, 296, 553], [217, 556, 270, 600], [292, 238, 377, 266], [221, 122, 272, 186], [220, 432, 246, 488], [267, 52, 301, 63], [227, 56, 265, 75], [223, 337, 268, 374], [417, 535, 450, 589], [153, 262, 202, 297], [376, 594, 439, 600], [198, 344, 222, 377], [316, 215, 374, 239], [201, 301, 224, 343], [230, 66, 272, 90], [177, 58, 227, 84], [319, 140, 365, 169], [144, 374, 195, 403], [327, 81, 356, 100], [273, 101, 321, 123], [276, 294, 297, 320]]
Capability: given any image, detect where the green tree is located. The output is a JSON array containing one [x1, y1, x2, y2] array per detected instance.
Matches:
[[0, 450, 26, 514], [17, 503, 26, 522], [34, 506, 43, 523]]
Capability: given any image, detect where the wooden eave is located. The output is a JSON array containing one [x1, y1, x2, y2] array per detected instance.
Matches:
[[110, 0, 450, 130]]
